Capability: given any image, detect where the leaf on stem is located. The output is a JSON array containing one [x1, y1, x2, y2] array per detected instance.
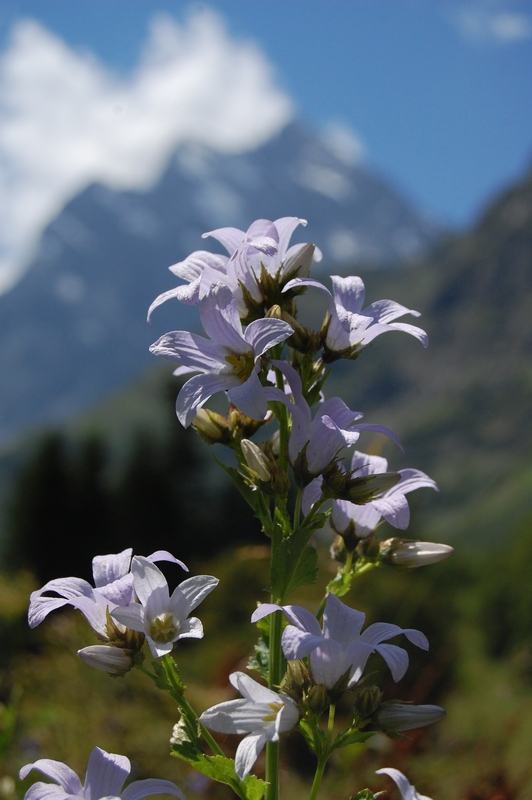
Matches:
[[270, 524, 320, 600]]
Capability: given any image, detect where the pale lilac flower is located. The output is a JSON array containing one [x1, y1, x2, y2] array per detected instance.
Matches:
[[20, 746, 185, 800], [150, 283, 293, 427], [28, 549, 187, 639], [199, 671, 299, 779], [111, 557, 218, 658], [252, 594, 428, 690], [376, 768, 432, 800], [265, 362, 400, 480], [147, 217, 321, 321], [284, 275, 428, 357], [303, 451, 438, 538], [148, 249, 228, 319], [204, 217, 322, 316]]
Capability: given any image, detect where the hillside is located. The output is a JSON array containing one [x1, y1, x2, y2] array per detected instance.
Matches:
[[344, 171, 532, 546]]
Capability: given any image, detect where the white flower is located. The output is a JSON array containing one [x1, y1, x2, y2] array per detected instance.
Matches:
[[199, 671, 299, 779], [376, 768, 432, 800], [111, 557, 218, 658], [20, 746, 185, 800]]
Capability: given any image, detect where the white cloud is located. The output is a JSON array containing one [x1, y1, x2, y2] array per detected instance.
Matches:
[[452, 4, 532, 43], [0, 11, 293, 292], [321, 122, 365, 167]]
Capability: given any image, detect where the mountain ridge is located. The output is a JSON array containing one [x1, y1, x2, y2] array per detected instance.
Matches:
[[0, 121, 438, 446]]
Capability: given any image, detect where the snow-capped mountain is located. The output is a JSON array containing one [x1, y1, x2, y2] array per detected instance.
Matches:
[[0, 122, 438, 445]]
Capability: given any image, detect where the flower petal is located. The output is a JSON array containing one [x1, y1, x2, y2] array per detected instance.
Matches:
[[202, 226, 245, 254], [146, 551, 188, 572], [244, 319, 293, 358], [199, 283, 247, 352], [227, 370, 268, 421], [200, 698, 266, 735], [176, 373, 237, 427], [322, 594, 366, 646], [374, 643, 410, 682], [19, 760, 82, 795], [177, 575, 219, 612], [121, 780, 185, 800], [235, 733, 267, 779], [83, 747, 130, 800], [130, 558, 169, 607], [230, 671, 279, 705], [92, 550, 132, 588]]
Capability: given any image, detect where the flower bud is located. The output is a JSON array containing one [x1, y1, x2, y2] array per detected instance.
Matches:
[[353, 685, 383, 720], [306, 684, 329, 715], [381, 538, 454, 568], [376, 702, 446, 732], [241, 439, 271, 482], [283, 242, 316, 281], [192, 408, 231, 444], [77, 645, 136, 676]]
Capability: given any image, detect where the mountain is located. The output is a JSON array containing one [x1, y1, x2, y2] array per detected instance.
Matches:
[[339, 169, 532, 546], [0, 122, 437, 447], [46, 166, 531, 551]]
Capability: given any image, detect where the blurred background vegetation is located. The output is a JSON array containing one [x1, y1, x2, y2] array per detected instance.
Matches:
[[0, 170, 532, 800]]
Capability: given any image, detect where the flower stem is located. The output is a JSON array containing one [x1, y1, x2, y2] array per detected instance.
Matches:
[[308, 704, 336, 800], [265, 609, 283, 800]]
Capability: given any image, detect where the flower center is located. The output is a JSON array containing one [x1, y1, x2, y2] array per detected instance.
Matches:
[[225, 350, 255, 381], [262, 701, 284, 722], [148, 612, 180, 643]]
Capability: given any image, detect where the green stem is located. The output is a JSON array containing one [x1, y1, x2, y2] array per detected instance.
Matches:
[[294, 486, 303, 530], [308, 704, 336, 800], [265, 609, 283, 800], [157, 656, 227, 759]]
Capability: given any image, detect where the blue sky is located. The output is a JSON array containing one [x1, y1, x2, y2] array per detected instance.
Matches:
[[0, 0, 531, 288]]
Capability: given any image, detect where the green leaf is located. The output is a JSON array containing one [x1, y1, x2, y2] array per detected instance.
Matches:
[[171, 746, 265, 800], [247, 635, 270, 681], [332, 729, 375, 751], [270, 523, 319, 600], [350, 790, 386, 800], [215, 458, 264, 516], [298, 717, 327, 757]]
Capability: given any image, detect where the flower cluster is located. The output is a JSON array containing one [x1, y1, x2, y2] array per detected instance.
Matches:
[[21, 215, 448, 800], [29, 548, 218, 672]]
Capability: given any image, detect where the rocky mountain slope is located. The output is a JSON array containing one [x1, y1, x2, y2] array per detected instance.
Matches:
[[0, 122, 437, 445]]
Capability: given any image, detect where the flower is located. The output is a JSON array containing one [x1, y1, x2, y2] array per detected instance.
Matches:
[[199, 671, 299, 779], [19, 746, 185, 800], [252, 594, 428, 690], [28, 548, 187, 640], [111, 556, 218, 658], [284, 275, 428, 359], [149, 282, 293, 427], [376, 768, 432, 800], [147, 217, 321, 321], [264, 362, 401, 482], [303, 451, 438, 539]]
